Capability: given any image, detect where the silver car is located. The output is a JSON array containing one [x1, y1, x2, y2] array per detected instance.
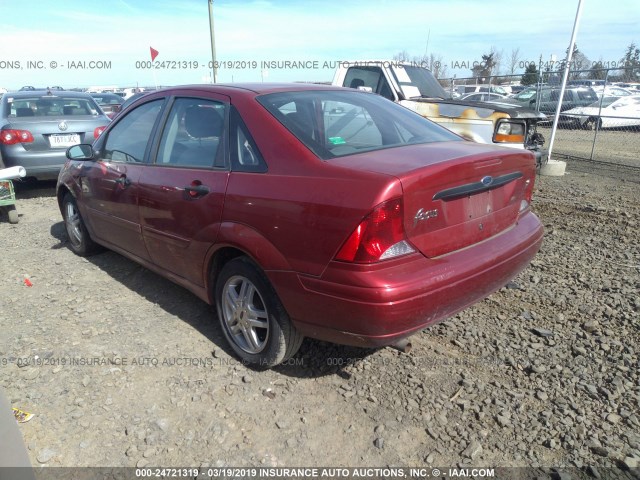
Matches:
[[0, 90, 110, 180]]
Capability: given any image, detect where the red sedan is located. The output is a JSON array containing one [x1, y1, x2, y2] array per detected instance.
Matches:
[[56, 83, 543, 366]]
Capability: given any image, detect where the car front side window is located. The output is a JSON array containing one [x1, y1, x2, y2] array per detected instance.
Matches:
[[104, 99, 164, 163]]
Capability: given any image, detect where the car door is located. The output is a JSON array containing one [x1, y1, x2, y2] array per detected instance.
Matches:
[[81, 98, 165, 260], [137, 94, 231, 286]]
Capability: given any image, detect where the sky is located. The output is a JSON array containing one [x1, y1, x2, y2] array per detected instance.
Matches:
[[0, 0, 638, 90]]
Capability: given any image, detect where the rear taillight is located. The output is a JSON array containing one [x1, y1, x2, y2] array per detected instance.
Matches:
[[0, 129, 34, 145], [335, 198, 415, 263], [520, 178, 535, 212], [94, 126, 107, 138]]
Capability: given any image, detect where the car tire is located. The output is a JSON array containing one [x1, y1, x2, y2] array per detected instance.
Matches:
[[584, 117, 601, 131], [215, 257, 303, 367], [62, 193, 101, 256], [6, 206, 18, 224]]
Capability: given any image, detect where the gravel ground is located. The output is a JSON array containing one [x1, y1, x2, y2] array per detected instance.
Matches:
[[0, 168, 638, 478]]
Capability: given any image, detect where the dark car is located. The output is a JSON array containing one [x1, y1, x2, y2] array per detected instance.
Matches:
[[57, 83, 543, 366], [118, 91, 148, 113], [90, 92, 125, 119], [0, 91, 110, 180], [512, 86, 598, 116]]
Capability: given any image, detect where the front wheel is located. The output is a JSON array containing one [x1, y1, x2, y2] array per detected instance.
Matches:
[[62, 193, 101, 256], [215, 257, 303, 367]]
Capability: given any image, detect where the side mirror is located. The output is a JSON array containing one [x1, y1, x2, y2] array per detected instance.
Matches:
[[66, 144, 95, 161]]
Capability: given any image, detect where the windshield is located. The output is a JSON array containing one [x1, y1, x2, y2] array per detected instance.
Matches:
[[588, 96, 620, 108], [389, 65, 449, 99], [258, 90, 460, 160], [514, 89, 537, 101], [7, 95, 101, 117]]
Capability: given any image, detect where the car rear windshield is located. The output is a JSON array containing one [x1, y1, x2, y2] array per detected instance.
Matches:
[[257, 90, 460, 159], [7, 96, 101, 117], [91, 94, 124, 105]]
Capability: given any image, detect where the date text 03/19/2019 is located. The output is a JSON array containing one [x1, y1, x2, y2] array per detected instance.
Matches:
[[135, 467, 497, 478]]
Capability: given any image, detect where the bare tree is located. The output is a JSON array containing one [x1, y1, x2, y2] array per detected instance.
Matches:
[[393, 50, 411, 62], [490, 46, 503, 77], [394, 51, 449, 79], [508, 47, 521, 76]]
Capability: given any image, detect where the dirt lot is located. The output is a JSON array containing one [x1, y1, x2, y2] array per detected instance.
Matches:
[[540, 125, 640, 168], [0, 166, 638, 477]]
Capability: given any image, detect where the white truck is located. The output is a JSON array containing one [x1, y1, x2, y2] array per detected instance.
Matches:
[[332, 61, 545, 164]]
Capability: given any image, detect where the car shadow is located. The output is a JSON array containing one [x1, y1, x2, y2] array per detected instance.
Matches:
[[13, 179, 58, 198], [49, 221, 380, 379]]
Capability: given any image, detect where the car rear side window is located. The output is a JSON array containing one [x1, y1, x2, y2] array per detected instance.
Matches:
[[258, 90, 459, 160], [230, 107, 267, 173], [104, 99, 163, 163], [156, 98, 226, 168]]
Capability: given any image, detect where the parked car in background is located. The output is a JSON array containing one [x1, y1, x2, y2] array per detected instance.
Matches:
[[512, 86, 598, 116], [0, 90, 110, 180], [19, 86, 36, 91], [560, 95, 640, 130], [57, 83, 543, 366], [567, 79, 606, 89], [117, 91, 149, 115], [333, 62, 546, 163], [460, 92, 510, 102], [592, 86, 634, 98], [453, 84, 510, 97], [90, 92, 125, 119], [508, 85, 527, 95], [121, 87, 143, 100]]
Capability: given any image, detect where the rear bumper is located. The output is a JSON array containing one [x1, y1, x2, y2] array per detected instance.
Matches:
[[269, 210, 543, 347], [0, 148, 66, 180]]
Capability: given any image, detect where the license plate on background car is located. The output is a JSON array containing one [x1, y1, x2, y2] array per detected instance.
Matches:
[[48, 134, 81, 148]]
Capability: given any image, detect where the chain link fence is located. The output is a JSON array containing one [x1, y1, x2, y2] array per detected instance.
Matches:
[[440, 67, 640, 170]]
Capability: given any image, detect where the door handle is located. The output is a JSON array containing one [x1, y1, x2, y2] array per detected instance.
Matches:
[[114, 176, 131, 187], [184, 184, 209, 198]]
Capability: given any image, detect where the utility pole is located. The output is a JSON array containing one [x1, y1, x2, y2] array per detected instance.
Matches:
[[542, 0, 584, 176], [208, 0, 217, 83]]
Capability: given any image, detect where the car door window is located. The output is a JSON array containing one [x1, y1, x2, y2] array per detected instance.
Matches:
[[344, 66, 395, 101], [104, 100, 164, 163], [156, 98, 226, 168]]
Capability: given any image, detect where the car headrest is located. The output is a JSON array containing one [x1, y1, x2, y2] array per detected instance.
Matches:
[[185, 106, 223, 139]]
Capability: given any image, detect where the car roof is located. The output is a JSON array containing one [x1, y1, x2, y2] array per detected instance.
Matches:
[[153, 82, 350, 96], [4, 90, 95, 99]]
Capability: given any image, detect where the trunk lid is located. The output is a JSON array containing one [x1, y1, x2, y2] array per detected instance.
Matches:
[[330, 141, 536, 258]]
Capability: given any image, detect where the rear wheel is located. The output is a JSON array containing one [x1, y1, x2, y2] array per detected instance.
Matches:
[[215, 257, 303, 367], [62, 193, 100, 256]]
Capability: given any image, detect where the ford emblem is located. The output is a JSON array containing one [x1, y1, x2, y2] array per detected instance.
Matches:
[[481, 175, 493, 186]]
